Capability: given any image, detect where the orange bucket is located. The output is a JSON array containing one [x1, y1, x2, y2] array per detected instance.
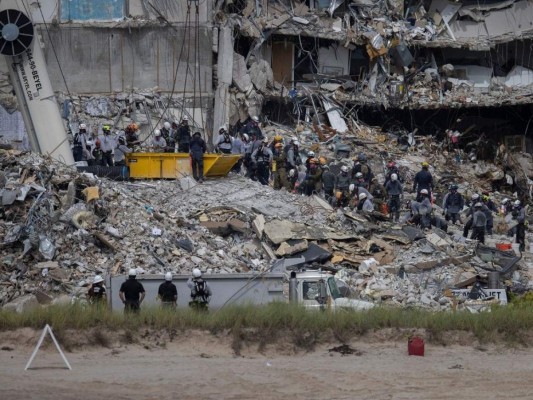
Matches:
[[496, 243, 512, 251]]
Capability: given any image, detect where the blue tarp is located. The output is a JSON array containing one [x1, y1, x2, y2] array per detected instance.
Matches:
[[61, 0, 124, 21]]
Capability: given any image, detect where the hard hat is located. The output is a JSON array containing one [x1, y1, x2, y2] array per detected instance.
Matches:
[[95, 139, 101, 147], [103, 125, 110, 131], [93, 275, 104, 284], [293, 140, 299, 146], [450, 183, 458, 190], [387, 161, 395, 168], [349, 184, 355, 192], [309, 158, 318, 164], [289, 169, 295, 178], [359, 192, 367, 200], [79, 123, 87, 130], [391, 173, 398, 181], [472, 194, 480, 200], [355, 172, 363, 179], [421, 161, 429, 167], [193, 131, 201, 137], [192, 268, 202, 278], [474, 202, 483, 208], [219, 125, 226, 132], [154, 129, 161, 136], [274, 135, 282, 141], [308, 151, 315, 157], [357, 153, 366, 161], [163, 122, 171, 130], [128, 268, 137, 276], [127, 123, 138, 131], [182, 116, 189, 121], [252, 116, 259, 122], [165, 272, 172, 281], [291, 136, 297, 142], [86, 139, 94, 147], [483, 195, 490, 202], [319, 156, 327, 165], [340, 165, 348, 173], [514, 200, 521, 207], [242, 133, 249, 141], [275, 142, 283, 148], [420, 189, 429, 195], [336, 191, 343, 200], [502, 198, 509, 204], [262, 137, 269, 143]]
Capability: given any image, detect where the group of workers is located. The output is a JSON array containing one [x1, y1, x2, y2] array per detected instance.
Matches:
[[87, 268, 212, 312]]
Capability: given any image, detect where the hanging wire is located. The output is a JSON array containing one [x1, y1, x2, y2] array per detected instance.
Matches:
[[195, 0, 205, 130]]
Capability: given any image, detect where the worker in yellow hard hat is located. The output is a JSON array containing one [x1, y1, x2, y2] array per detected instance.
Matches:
[[272, 142, 290, 190]]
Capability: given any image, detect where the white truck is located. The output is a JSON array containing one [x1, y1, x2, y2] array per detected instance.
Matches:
[[289, 270, 374, 311]]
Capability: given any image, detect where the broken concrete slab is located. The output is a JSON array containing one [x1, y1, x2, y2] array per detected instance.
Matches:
[[263, 220, 355, 245], [232, 53, 253, 92], [275, 240, 308, 257], [252, 214, 265, 239]]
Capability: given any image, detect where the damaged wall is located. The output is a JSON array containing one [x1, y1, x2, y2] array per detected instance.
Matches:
[[40, 26, 212, 94]]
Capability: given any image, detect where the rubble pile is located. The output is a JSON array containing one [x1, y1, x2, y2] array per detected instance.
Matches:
[[1, 117, 532, 311]]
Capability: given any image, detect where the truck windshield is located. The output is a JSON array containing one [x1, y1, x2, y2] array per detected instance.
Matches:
[[328, 277, 342, 300]]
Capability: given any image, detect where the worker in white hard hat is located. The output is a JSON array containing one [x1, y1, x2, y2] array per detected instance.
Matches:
[[286, 139, 302, 172], [158, 272, 178, 309], [160, 121, 174, 152], [512, 199, 526, 251], [119, 268, 146, 314], [240, 115, 263, 140], [73, 123, 89, 162], [409, 189, 432, 229], [216, 125, 233, 154], [150, 129, 167, 152], [187, 268, 212, 311], [251, 136, 273, 185], [177, 116, 191, 153], [87, 274, 106, 306]]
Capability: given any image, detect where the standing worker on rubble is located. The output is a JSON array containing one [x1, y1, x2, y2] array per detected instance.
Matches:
[[160, 122, 174, 152], [125, 123, 141, 149], [286, 140, 302, 172], [321, 165, 336, 200], [99, 125, 115, 166], [73, 123, 89, 162], [413, 161, 434, 202], [158, 272, 178, 309], [251, 137, 273, 185], [187, 268, 212, 311], [442, 184, 464, 225], [176, 116, 192, 153], [92, 139, 104, 166], [150, 130, 167, 152], [409, 189, 432, 229], [190, 131, 207, 183], [481, 193, 497, 235], [284, 136, 297, 155], [216, 126, 233, 154], [304, 151, 316, 172], [272, 142, 290, 190], [352, 153, 372, 184], [304, 158, 322, 196], [241, 115, 262, 139], [114, 136, 132, 166], [384, 161, 402, 185], [119, 269, 145, 314], [512, 200, 526, 252], [463, 194, 485, 238], [386, 173, 403, 222], [87, 275, 106, 306], [334, 166, 352, 207], [471, 203, 487, 244], [231, 133, 246, 173]]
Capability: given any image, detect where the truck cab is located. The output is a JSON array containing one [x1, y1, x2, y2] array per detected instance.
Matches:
[[289, 270, 374, 311]]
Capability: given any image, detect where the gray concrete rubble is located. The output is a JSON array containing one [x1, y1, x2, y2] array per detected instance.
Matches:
[[1, 134, 532, 311]]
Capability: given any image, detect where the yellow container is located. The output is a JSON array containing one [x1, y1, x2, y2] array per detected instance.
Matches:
[[126, 153, 240, 179]]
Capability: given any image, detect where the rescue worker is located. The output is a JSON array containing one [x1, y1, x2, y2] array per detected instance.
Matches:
[[385, 173, 403, 222], [114, 136, 132, 166], [150, 130, 167, 152], [87, 275, 106, 305], [284, 136, 298, 155], [321, 165, 336, 200], [442, 184, 464, 224], [176, 116, 191, 153], [500, 198, 511, 216], [216, 126, 233, 154], [352, 153, 372, 184], [160, 122, 174, 152], [190, 131, 206, 182], [92, 140, 104, 166], [410, 189, 432, 229], [384, 161, 402, 184], [231, 133, 246, 173], [187, 268, 212, 311], [334, 165, 352, 207], [99, 125, 115, 166], [125, 123, 140, 149], [287, 140, 302, 171], [288, 169, 298, 191], [348, 183, 373, 209], [305, 151, 316, 171], [482, 193, 497, 235], [73, 123, 88, 162], [119, 269, 145, 314], [512, 200, 526, 251], [413, 161, 434, 202], [269, 134, 284, 153], [356, 192, 374, 213], [463, 194, 482, 238], [251, 137, 273, 185], [240, 115, 262, 139], [158, 272, 177, 309], [83, 139, 95, 166], [272, 142, 290, 190], [304, 158, 322, 196], [353, 172, 367, 189], [471, 203, 487, 244], [246, 132, 263, 180]]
